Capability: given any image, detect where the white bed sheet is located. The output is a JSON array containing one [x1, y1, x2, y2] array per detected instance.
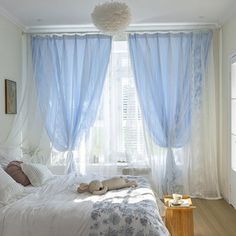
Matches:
[[0, 174, 169, 236]]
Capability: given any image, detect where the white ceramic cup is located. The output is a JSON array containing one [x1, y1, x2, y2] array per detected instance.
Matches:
[[172, 193, 182, 202]]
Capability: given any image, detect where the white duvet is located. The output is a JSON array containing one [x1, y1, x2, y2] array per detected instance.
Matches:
[[0, 174, 169, 236]]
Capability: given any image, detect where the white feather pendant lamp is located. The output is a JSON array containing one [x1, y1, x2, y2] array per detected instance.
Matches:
[[91, 2, 131, 35]]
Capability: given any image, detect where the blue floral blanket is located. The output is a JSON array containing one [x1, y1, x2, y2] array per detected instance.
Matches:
[[89, 176, 169, 236]]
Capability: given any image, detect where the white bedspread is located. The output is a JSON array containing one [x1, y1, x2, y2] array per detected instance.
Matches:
[[0, 174, 169, 236]]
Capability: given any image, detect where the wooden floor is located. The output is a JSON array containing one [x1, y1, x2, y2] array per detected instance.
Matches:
[[192, 199, 236, 236]]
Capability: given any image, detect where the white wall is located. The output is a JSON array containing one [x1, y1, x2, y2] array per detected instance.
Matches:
[[220, 14, 236, 200], [0, 14, 22, 142]]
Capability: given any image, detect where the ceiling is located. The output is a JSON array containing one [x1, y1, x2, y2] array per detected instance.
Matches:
[[0, 0, 236, 29]]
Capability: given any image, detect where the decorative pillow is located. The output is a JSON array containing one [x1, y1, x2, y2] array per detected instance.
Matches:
[[6, 161, 31, 186], [0, 168, 24, 203], [21, 163, 53, 187]]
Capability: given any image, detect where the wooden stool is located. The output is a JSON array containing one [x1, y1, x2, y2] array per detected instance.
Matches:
[[163, 195, 196, 236]]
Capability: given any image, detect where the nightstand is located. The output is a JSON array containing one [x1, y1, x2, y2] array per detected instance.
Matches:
[[163, 195, 196, 236]]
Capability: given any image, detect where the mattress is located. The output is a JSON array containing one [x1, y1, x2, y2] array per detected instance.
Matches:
[[0, 174, 169, 236]]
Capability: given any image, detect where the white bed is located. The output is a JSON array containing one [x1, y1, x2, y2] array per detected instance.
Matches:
[[0, 174, 169, 236]]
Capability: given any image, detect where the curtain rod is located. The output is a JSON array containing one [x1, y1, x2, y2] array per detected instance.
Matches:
[[23, 23, 220, 35]]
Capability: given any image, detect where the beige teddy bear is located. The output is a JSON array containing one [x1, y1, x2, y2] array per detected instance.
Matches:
[[77, 177, 138, 195]]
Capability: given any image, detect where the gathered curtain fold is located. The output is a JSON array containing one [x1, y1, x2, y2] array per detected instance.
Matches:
[[31, 34, 112, 174], [129, 31, 214, 194]]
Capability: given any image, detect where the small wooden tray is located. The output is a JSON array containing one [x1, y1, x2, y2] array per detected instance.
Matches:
[[164, 195, 193, 208]]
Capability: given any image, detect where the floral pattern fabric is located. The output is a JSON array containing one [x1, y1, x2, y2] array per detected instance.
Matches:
[[89, 176, 169, 236]]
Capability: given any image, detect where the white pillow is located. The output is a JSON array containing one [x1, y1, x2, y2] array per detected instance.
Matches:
[[0, 168, 24, 203], [21, 163, 53, 187], [0, 156, 10, 170]]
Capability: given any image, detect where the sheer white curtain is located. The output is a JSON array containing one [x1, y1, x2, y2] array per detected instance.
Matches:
[[129, 31, 220, 199], [144, 53, 220, 198], [0, 34, 49, 167]]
